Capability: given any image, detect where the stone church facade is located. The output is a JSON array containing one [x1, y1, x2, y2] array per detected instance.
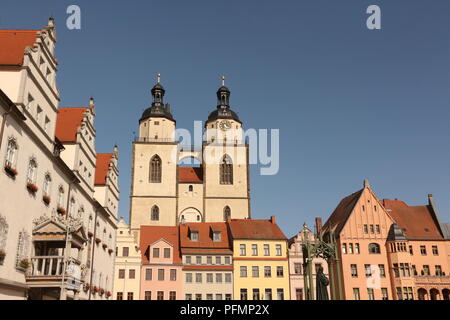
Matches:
[[129, 76, 251, 238]]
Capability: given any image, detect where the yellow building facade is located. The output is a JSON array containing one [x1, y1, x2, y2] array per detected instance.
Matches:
[[229, 217, 290, 300], [113, 218, 141, 300]]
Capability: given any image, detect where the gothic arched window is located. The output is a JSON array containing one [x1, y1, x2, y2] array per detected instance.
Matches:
[[5, 138, 18, 167], [151, 206, 159, 221], [368, 243, 381, 254], [68, 198, 75, 217], [43, 174, 51, 196], [0, 215, 8, 253], [16, 230, 30, 268], [26, 159, 38, 184], [57, 186, 65, 207], [150, 155, 162, 183], [220, 155, 233, 185], [223, 206, 231, 221]]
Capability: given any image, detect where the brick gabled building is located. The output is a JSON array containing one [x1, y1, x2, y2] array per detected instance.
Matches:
[[322, 180, 450, 300]]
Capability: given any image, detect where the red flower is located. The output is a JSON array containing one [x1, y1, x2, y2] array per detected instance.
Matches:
[[43, 195, 51, 205], [88, 231, 94, 238], [26, 183, 38, 193], [102, 244, 108, 250], [108, 249, 113, 255], [95, 238, 102, 244], [4, 164, 18, 177], [57, 207, 66, 215]]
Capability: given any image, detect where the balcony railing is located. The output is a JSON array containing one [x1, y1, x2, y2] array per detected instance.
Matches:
[[29, 256, 65, 277], [414, 275, 450, 284], [134, 137, 175, 143]]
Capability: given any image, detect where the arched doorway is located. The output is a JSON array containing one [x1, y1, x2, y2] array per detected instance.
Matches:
[[417, 288, 428, 300], [442, 289, 450, 301], [430, 288, 440, 300], [179, 207, 202, 224]]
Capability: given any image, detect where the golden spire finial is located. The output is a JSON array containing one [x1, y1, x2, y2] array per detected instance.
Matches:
[[157, 73, 161, 83], [221, 76, 225, 86]]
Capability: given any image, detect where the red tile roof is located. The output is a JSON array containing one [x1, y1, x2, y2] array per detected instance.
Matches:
[[0, 30, 38, 66], [55, 107, 87, 142], [140, 226, 181, 264], [382, 199, 443, 240], [179, 167, 203, 183], [228, 218, 287, 240], [179, 222, 231, 251], [322, 189, 364, 235], [94, 153, 112, 186]]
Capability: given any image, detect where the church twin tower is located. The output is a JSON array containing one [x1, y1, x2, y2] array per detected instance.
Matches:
[[129, 76, 250, 236]]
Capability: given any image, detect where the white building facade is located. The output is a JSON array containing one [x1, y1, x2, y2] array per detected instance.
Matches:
[[0, 19, 119, 300]]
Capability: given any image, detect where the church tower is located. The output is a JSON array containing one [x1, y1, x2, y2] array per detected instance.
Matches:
[[129, 76, 250, 239], [202, 77, 251, 222], [129, 75, 178, 237]]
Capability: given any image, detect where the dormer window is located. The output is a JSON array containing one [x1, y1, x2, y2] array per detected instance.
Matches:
[[190, 231, 199, 242], [213, 231, 221, 242]]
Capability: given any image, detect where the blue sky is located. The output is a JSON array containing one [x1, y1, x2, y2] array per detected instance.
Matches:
[[2, 0, 450, 237]]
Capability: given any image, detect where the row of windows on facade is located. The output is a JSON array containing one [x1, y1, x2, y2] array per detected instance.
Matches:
[[117, 268, 178, 281], [25, 94, 51, 134], [240, 288, 285, 300], [185, 293, 232, 301], [240, 266, 285, 278], [389, 242, 440, 256], [363, 224, 381, 234], [5, 139, 114, 245], [292, 263, 324, 275], [185, 272, 232, 284], [185, 255, 231, 265], [149, 154, 233, 185], [116, 292, 178, 301], [348, 263, 445, 278], [239, 244, 283, 256], [342, 242, 380, 254], [353, 288, 391, 300]]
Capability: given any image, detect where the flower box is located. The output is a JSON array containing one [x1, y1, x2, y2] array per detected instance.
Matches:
[[42, 195, 51, 205], [99, 288, 105, 296], [0, 250, 5, 264], [108, 249, 113, 255], [83, 283, 90, 292], [106, 291, 112, 298], [26, 183, 38, 194], [92, 286, 99, 294], [18, 259, 30, 270], [57, 207, 66, 215], [102, 244, 108, 250], [88, 231, 94, 238], [95, 238, 102, 244], [4, 164, 17, 178]]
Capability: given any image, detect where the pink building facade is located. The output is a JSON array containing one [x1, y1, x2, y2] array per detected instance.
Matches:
[[140, 226, 183, 300]]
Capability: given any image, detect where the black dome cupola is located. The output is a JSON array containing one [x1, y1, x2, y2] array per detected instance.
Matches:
[[140, 74, 174, 122], [151, 74, 165, 107], [217, 76, 230, 107], [207, 76, 241, 123]]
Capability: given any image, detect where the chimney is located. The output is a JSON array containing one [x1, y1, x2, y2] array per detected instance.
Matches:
[[270, 216, 276, 224], [364, 179, 370, 189], [315, 217, 323, 235]]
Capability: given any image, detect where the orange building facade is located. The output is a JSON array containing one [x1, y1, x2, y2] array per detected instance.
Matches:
[[322, 180, 450, 300]]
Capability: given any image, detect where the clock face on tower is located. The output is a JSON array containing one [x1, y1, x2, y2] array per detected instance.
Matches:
[[219, 120, 232, 131]]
